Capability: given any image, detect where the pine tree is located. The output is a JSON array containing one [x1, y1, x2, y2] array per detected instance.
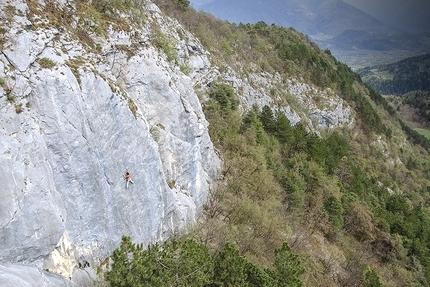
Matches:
[[105, 236, 135, 287], [363, 268, 384, 287], [272, 242, 305, 287], [213, 242, 249, 286], [259, 105, 276, 134], [275, 112, 292, 144]]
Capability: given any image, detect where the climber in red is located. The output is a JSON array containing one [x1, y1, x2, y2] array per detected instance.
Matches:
[[124, 170, 134, 189]]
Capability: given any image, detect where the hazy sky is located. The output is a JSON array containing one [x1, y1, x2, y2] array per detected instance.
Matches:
[[190, 0, 430, 32], [343, 0, 430, 32]]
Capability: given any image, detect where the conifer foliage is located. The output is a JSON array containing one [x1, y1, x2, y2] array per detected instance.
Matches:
[[106, 236, 304, 287]]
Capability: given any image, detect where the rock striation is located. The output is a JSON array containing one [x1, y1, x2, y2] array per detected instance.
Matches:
[[0, 0, 354, 285]]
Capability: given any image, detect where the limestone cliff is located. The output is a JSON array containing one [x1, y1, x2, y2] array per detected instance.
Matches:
[[0, 0, 219, 285], [0, 0, 354, 285]]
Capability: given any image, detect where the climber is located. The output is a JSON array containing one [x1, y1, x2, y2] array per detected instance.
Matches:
[[124, 171, 134, 189]]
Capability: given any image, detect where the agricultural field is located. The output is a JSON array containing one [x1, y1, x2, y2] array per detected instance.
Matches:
[[415, 128, 430, 139]]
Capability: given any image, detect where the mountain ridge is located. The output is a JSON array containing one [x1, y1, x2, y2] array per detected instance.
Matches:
[[196, 0, 397, 37], [191, 0, 430, 67]]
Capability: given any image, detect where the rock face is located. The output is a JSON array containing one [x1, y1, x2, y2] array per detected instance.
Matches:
[[0, 0, 354, 285], [0, 0, 219, 285]]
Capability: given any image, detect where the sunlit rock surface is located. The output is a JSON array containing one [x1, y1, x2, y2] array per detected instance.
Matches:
[[0, 0, 219, 285]]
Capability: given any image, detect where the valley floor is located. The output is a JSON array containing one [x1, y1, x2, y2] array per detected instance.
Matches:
[[331, 49, 430, 70]]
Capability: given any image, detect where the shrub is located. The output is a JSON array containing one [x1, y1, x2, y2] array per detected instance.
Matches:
[[15, 103, 23, 113], [6, 94, 15, 103], [37, 57, 56, 69], [173, 0, 190, 10], [363, 268, 384, 287], [153, 28, 178, 62], [209, 82, 238, 114], [180, 64, 192, 75]]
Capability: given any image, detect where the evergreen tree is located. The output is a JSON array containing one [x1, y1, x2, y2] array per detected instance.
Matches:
[[246, 262, 274, 287], [272, 242, 305, 287], [324, 195, 344, 230], [105, 236, 134, 287], [209, 82, 239, 115], [172, 239, 214, 286], [363, 268, 384, 287], [259, 105, 276, 134], [275, 111, 292, 144], [242, 107, 266, 145], [291, 122, 307, 152], [213, 242, 249, 286]]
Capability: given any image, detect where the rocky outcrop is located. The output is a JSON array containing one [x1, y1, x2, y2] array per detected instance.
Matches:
[[193, 67, 354, 133], [0, 0, 354, 285]]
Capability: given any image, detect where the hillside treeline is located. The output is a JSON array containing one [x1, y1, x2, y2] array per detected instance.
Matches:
[[358, 54, 430, 95], [403, 91, 430, 124], [106, 236, 305, 287]]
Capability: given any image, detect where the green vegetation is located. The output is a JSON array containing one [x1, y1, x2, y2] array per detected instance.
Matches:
[[27, 0, 147, 52], [153, 28, 178, 62], [358, 53, 430, 95], [403, 90, 430, 125], [65, 57, 86, 87], [153, 2, 393, 137], [0, 77, 6, 89], [364, 268, 384, 287], [127, 96, 138, 119], [6, 94, 15, 103], [173, 0, 190, 10], [199, 79, 430, 286], [415, 128, 430, 140], [180, 64, 192, 75], [106, 236, 304, 287], [167, 180, 176, 189], [385, 90, 430, 148], [0, 27, 5, 50], [37, 57, 56, 69]]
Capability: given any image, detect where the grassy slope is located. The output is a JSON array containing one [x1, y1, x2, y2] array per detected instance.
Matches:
[[416, 128, 430, 139]]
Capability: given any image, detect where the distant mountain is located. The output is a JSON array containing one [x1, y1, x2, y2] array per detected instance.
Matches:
[[358, 53, 430, 95], [192, 0, 428, 53], [196, 1, 394, 38]]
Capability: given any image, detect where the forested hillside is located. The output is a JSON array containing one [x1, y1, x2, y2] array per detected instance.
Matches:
[[105, 1, 430, 286], [402, 91, 430, 127], [386, 91, 430, 131], [358, 53, 430, 95]]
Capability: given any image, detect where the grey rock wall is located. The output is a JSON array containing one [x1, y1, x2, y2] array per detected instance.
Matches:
[[0, 0, 219, 285]]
